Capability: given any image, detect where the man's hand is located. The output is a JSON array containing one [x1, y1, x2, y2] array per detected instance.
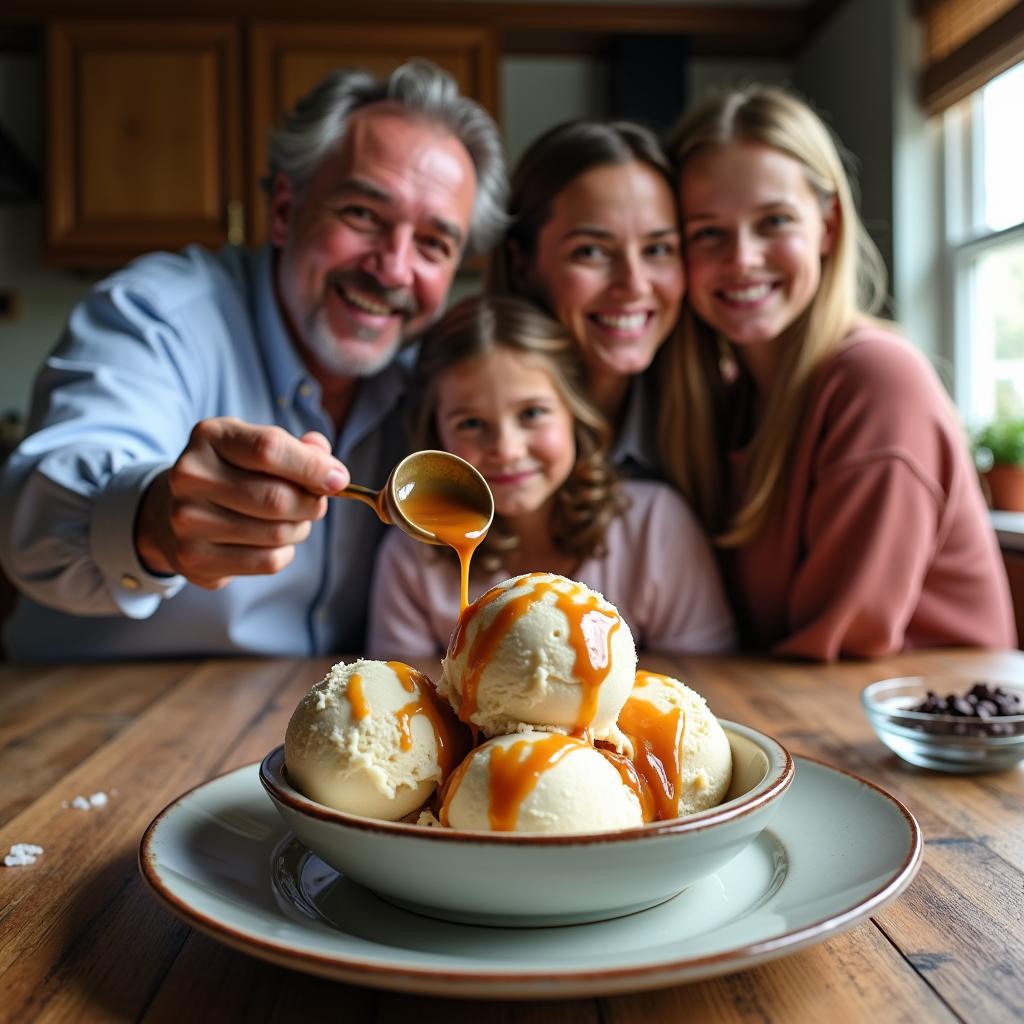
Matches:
[[135, 418, 350, 589]]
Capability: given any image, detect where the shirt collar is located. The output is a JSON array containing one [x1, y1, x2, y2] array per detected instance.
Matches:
[[611, 371, 659, 475], [253, 245, 410, 451], [254, 245, 309, 410]]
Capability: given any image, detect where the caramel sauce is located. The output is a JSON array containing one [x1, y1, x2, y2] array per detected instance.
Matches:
[[616, 672, 687, 822], [439, 733, 582, 830], [398, 490, 489, 611], [597, 746, 654, 822], [387, 661, 467, 778], [344, 673, 369, 721], [452, 574, 620, 733]]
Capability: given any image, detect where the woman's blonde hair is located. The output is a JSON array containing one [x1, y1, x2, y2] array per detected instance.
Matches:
[[661, 85, 888, 545], [411, 295, 624, 572]]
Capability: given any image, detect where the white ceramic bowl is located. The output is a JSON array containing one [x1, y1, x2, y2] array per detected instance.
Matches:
[[259, 721, 794, 927], [862, 676, 1024, 773]]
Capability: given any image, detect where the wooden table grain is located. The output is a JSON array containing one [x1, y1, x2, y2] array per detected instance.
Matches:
[[1, 648, 1022, 1023]]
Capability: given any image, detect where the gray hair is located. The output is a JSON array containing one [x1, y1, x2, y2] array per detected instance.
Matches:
[[263, 59, 508, 258]]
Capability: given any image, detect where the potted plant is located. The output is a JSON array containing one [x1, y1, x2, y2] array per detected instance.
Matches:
[[973, 415, 1024, 511]]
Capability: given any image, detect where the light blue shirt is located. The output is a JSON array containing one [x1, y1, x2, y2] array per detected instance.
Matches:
[[0, 245, 410, 661]]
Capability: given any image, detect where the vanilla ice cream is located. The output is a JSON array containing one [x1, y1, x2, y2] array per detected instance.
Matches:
[[440, 573, 636, 747], [285, 659, 467, 820], [617, 671, 733, 819], [440, 731, 644, 832]]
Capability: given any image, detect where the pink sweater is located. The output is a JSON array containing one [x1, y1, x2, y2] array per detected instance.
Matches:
[[721, 327, 1016, 660], [367, 479, 736, 659]]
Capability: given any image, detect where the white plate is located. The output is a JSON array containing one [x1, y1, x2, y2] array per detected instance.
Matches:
[[139, 756, 922, 999]]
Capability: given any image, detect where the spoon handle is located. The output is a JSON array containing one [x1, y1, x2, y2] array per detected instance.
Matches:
[[331, 483, 390, 523]]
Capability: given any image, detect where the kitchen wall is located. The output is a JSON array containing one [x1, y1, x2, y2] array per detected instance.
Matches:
[[0, 2, 927, 423]]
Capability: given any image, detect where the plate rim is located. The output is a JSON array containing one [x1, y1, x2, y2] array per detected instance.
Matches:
[[138, 754, 923, 998]]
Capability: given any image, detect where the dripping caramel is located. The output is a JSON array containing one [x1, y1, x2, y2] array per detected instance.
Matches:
[[616, 672, 688, 822], [398, 490, 488, 611]]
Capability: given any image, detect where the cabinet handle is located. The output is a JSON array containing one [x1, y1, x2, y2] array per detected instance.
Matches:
[[227, 200, 245, 245]]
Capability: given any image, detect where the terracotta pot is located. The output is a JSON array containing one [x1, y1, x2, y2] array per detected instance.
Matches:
[[983, 465, 1024, 511]]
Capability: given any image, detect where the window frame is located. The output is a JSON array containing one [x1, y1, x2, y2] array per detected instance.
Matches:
[[944, 65, 1024, 424]]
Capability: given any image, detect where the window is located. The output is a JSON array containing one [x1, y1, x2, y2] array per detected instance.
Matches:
[[947, 60, 1024, 425]]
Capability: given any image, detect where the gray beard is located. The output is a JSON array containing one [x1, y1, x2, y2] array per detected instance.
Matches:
[[303, 308, 404, 379]]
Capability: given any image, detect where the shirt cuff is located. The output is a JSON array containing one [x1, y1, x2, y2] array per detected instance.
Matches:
[[90, 460, 186, 617]]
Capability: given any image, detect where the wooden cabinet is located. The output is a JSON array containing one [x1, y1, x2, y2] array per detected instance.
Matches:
[[44, 18, 498, 267], [46, 20, 244, 266]]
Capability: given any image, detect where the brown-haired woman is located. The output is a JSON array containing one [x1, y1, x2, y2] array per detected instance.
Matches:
[[490, 121, 685, 477]]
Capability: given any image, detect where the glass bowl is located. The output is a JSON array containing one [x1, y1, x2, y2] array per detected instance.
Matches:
[[260, 720, 794, 927], [861, 676, 1024, 773]]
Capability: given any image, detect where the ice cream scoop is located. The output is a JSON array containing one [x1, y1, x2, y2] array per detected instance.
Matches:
[[439, 731, 644, 832], [615, 671, 733, 819], [440, 573, 636, 747], [285, 659, 468, 820]]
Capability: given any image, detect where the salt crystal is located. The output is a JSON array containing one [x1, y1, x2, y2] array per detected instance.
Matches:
[[4, 843, 43, 867], [71, 795, 91, 810], [88, 792, 108, 807]]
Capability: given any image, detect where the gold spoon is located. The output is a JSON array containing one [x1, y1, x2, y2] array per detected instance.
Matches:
[[332, 449, 494, 546]]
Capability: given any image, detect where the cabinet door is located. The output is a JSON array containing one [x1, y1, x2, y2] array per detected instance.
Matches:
[[47, 20, 243, 267], [247, 22, 498, 245]]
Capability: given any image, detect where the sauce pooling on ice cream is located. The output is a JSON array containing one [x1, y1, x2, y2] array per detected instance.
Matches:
[[614, 672, 687, 821], [449, 573, 622, 732], [341, 661, 466, 779], [388, 661, 466, 778], [439, 732, 644, 832], [439, 733, 580, 829]]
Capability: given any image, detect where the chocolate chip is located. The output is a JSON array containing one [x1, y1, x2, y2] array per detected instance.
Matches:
[[905, 681, 1022, 737]]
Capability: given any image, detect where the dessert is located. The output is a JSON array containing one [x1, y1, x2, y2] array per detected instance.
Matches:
[[285, 659, 468, 820], [439, 731, 644, 832], [284, 575, 734, 833], [614, 671, 733, 819], [440, 572, 636, 748]]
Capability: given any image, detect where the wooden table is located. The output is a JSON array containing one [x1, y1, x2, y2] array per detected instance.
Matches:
[[1, 648, 1022, 1022]]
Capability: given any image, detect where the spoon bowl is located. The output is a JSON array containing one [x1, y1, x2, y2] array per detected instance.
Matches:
[[335, 450, 494, 547]]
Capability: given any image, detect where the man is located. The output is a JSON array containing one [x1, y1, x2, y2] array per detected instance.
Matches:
[[0, 60, 507, 660]]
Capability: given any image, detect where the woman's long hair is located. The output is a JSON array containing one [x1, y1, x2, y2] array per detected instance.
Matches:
[[411, 295, 625, 572], [662, 86, 888, 545]]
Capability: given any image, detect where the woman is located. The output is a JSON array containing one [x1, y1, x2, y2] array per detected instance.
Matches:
[[664, 85, 1014, 660], [489, 121, 685, 477]]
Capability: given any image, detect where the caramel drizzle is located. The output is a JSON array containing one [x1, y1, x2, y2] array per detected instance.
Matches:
[[452, 574, 620, 732], [398, 491, 489, 611], [439, 733, 582, 830], [597, 747, 653, 822], [387, 661, 465, 779], [344, 673, 369, 721], [616, 671, 687, 822]]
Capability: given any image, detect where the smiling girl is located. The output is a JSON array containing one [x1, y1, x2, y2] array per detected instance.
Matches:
[[664, 86, 1014, 660], [367, 295, 735, 658]]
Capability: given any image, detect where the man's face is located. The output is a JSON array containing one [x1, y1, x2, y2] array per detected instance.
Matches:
[[271, 104, 477, 379]]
